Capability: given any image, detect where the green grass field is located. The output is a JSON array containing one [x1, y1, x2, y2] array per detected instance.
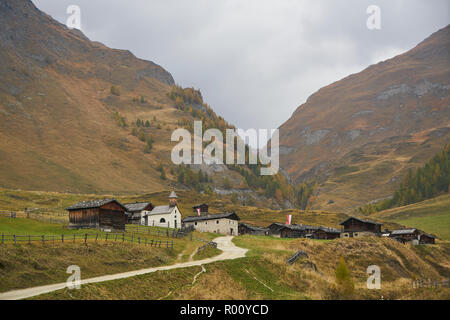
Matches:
[[372, 195, 450, 240]]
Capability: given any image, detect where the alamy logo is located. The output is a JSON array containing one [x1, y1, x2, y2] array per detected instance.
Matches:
[[366, 5, 381, 30], [171, 121, 279, 175], [366, 265, 381, 289], [66, 5, 81, 30], [66, 265, 81, 289]]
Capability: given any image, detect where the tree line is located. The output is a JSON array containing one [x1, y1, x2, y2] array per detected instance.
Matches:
[[358, 144, 449, 214]]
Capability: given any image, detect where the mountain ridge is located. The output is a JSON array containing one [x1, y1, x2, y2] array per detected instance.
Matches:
[[278, 24, 450, 211]]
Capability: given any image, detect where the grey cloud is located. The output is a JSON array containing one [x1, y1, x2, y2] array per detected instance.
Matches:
[[32, 0, 450, 144]]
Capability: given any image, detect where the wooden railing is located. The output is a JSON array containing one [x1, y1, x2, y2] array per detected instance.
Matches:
[[411, 279, 450, 288], [0, 233, 174, 253], [286, 249, 308, 265]]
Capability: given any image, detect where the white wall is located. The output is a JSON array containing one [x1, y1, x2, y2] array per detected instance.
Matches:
[[141, 206, 182, 229]]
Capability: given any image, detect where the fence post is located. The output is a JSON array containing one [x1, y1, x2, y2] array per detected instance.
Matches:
[[115, 234, 118, 242], [171, 240, 174, 254], [138, 237, 140, 244], [106, 233, 108, 242], [122, 233, 125, 242], [42, 235, 45, 245], [29, 235, 31, 245], [73, 234, 76, 243], [84, 233, 87, 244], [62, 234, 64, 244], [14, 235, 16, 245], [96, 233, 98, 242]]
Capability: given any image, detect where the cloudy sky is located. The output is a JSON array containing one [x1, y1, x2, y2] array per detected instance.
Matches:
[[32, 0, 449, 146]]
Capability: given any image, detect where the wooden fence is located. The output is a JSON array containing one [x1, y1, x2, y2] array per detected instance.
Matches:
[[125, 224, 187, 238], [0, 233, 174, 253], [0, 210, 68, 225], [411, 279, 450, 289], [126, 224, 208, 243]]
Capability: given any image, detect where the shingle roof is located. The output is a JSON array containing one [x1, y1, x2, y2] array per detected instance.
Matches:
[[239, 223, 268, 232], [317, 226, 341, 234], [66, 199, 124, 210], [391, 229, 417, 235], [182, 212, 239, 223], [123, 202, 153, 212], [146, 205, 174, 216], [339, 216, 382, 226], [268, 223, 317, 231]]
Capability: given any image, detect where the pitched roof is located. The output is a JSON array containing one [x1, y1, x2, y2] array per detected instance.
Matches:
[[193, 203, 208, 208], [268, 223, 317, 231], [182, 212, 239, 223], [146, 205, 175, 216], [316, 226, 341, 234], [239, 223, 268, 232], [339, 216, 382, 226], [391, 229, 418, 235], [65, 199, 125, 211], [123, 202, 153, 212]]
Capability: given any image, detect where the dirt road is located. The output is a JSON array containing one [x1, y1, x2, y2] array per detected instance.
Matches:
[[0, 236, 247, 300]]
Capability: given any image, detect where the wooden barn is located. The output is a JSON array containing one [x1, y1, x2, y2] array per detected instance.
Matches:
[[123, 202, 153, 224], [419, 233, 436, 244], [390, 229, 436, 245], [238, 223, 269, 236], [390, 229, 421, 244], [66, 199, 127, 231], [268, 223, 317, 238], [313, 227, 341, 240], [340, 217, 382, 237], [193, 203, 209, 214]]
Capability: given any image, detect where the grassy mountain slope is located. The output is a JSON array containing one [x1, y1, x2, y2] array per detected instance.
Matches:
[[371, 194, 450, 240], [0, 0, 179, 193], [278, 25, 450, 211], [0, 0, 295, 209]]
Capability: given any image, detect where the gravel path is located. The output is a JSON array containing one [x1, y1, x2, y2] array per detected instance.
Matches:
[[0, 236, 247, 300]]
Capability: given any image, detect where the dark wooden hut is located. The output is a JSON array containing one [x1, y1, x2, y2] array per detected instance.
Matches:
[[313, 226, 341, 240], [390, 229, 421, 243], [238, 223, 269, 236], [419, 233, 436, 244], [268, 223, 317, 238], [339, 217, 382, 237], [123, 202, 153, 224], [66, 199, 127, 231]]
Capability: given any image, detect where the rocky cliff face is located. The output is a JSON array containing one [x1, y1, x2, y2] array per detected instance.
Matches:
[[278, 25, 450, 211]]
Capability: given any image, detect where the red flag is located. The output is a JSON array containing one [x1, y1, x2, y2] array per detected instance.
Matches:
[[197, 208, 201, 216], [286, 214, 292, 225]]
